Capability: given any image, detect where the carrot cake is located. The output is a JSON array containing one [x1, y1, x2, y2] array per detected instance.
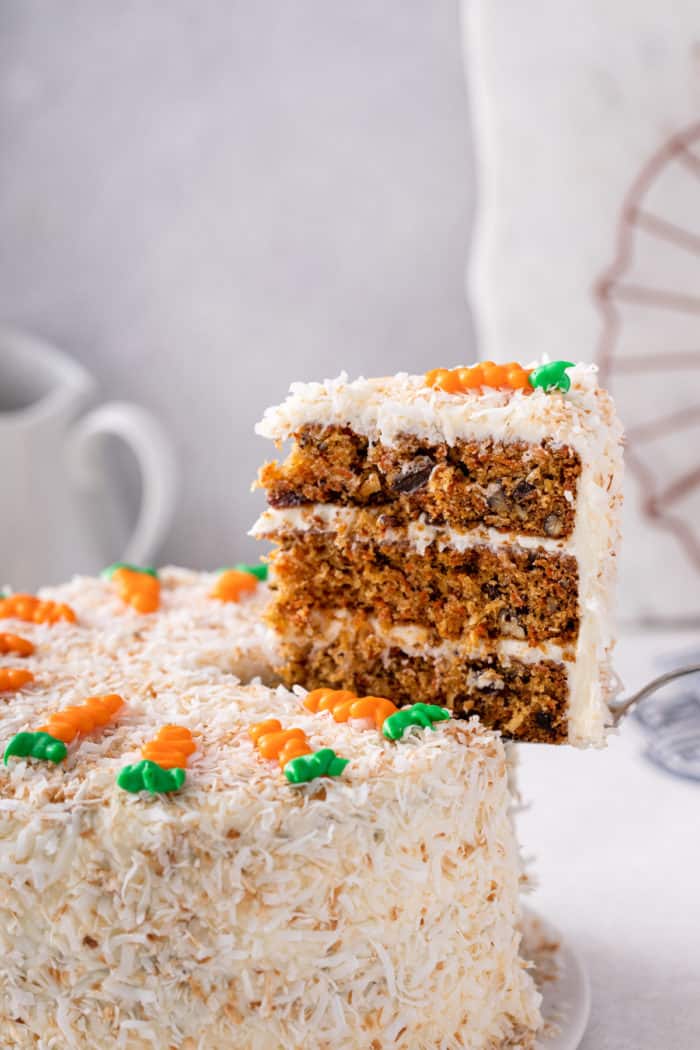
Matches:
[[0, 566, 541, 1049], [254, 360, 624, 745]]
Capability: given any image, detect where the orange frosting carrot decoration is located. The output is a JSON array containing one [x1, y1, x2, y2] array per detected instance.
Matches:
[[116, 725, 193, 794], [249, 719, 312, 768], [0, 633, 35, 657], [425, 362, 533, 395], [347, 696, 398, 729], [211, 569, 258, 603], [141, 724, 196, 770], [114, 569, 159, 614], [304, 689, 398, 729], [0, 668, 34, 693], [0, 594, 76, 625], [102, 564, 160, 614], [249, 719, 349, 784], [424, 367, 463, 394], [4, 693, 124, 766], [249, 718, 282, 743], [38, 693, 124, 744], [303, 689, 356, 719]]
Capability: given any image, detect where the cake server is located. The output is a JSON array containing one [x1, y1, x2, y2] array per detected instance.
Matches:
[[609, 663, 700, 725]]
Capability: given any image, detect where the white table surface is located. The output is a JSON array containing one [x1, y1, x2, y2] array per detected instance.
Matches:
[[518, 629, 700, 1050]]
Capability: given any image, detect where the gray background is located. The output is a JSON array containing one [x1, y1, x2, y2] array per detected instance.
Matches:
[[0, 1, 474, 567]]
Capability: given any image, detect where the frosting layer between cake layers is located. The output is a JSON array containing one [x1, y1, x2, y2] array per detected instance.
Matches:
[[254, 363, 624, 746]]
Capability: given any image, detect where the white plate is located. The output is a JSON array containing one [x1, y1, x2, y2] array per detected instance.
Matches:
[[522, 909, 591, 1050]]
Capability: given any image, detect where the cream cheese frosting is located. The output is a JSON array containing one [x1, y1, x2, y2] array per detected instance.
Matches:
[[251, 505, 571, 556], [254, 363, 617, 451]]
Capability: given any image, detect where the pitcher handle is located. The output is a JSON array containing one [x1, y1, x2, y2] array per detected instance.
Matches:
[[68, 402, 178, 566]]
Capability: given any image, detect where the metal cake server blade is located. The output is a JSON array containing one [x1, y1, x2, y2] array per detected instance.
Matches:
[[609, 663, 700, 726]]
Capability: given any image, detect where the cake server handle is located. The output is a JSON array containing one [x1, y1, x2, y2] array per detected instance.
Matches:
[[609, 663, 700, 725]]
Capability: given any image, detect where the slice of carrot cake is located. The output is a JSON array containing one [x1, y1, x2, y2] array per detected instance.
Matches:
[[254, 360, 624, 746], [0, 567, 540, 1049]]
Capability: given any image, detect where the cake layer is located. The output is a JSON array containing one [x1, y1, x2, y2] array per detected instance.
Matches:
[[266, 530, 579, 647], [273, 616, 570, 744], [258, 424, 581, 539], [0, 569, 541, 1049]]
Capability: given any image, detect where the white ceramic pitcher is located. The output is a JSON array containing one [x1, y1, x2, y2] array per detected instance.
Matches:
[[0, 330, 178, 590]]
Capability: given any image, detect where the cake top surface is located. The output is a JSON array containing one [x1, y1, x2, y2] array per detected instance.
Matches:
[[0, 567, 500, 821], [255, 361, 622, 452]]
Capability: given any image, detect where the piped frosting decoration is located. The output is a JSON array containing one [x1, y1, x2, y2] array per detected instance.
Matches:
[[425, 360, 575, 396], [3, 730, 67, 764], [249, 718, 348, 784], [0, 633, 34, 657], [426, 361, 533, 394], [302, 688, 451, 743], [141, 724, 196, 768], [118, 724, 195, 795], [382, 703, 451, 741], [0, 668, 34, 694], [211, 568, 259, 602], [117, 761, 186, 794], [102, 563, 161, 614], [284, 748, 349, 784], [0, 594, 76, 625], [528, 360, 575, 393], [232, 562, 269, 582], [303, 688, 397, 728], [4, 693, 124, 765]]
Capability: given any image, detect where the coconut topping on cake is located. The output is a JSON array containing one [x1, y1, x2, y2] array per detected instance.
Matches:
[[0, 566, 541, 1049]]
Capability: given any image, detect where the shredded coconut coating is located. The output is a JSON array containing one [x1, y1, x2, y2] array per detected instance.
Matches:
[[0, 569, 540, 1049], [254, 363, 613, 451]]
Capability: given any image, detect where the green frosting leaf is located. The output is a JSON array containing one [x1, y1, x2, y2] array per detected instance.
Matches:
[[234, 562, 269, 582], [527, 361, 575, 393], [382, 703, 451, 741], [101, 563, 158, 580], [117, 759, 186, 795], [215, 563, 269, 582], [4, 731, 67, 765], [284, 748, 349, 784]]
